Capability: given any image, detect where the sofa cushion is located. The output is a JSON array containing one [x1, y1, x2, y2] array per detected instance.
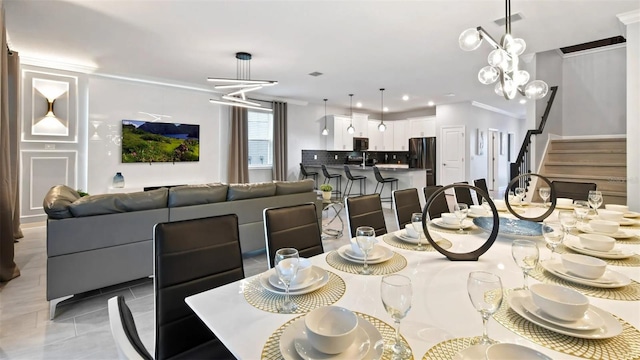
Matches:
[[227, 182, 276, 201], [43, 185, 81, 219], [69, 188, 168, 217], [168, 184, 229, 207], [274, 179, 314, 195]]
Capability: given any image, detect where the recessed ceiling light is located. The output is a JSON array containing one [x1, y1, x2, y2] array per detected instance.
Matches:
[[427, 101, 435, 106], [444, 93, 456, 97], [356, 102, 362, 108], [383, 107, 389, 112], [402, 95, 409, 101], [519, 99, 527, 104]]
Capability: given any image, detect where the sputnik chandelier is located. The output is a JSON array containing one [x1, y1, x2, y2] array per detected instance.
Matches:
[[208, 52, 277, 111], [458, 0, 548, 100]]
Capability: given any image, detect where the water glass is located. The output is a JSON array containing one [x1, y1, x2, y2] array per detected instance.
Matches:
[[538, 187, 550, 207], [588, 190, 603, 215], [453, 203, 469, 234], [511, 240, 539, 290], [559, 210, 577, 235], [356, 226, 376, 275], [574, 200, 590, 224], [542, 223, 564, 260], [467, 271, 503, 345], [514, 187, 525, 206], [381, 274, 412, 359], [274, 248, 299, 313], [411, 212, 426, 251]]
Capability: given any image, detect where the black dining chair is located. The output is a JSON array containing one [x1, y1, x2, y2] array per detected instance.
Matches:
[[321, 165, 342, 198], [154, 214, 243, 360], [300, 163, 318, 189], [108, 295, 153, 360], [263, 203, 324, 268], [345, 193, 388, 238], [474, 178, 490, 203], [343, 165, 367, 197], [551, 180, 597, 201], [423, 185, 450, 219], [373, 166, 399, 208], [392, 188, 422, 230], [454, 181, 475, 206]]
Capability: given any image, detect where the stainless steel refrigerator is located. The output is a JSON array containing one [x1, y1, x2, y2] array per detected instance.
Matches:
[[408, 137, 436, 186]]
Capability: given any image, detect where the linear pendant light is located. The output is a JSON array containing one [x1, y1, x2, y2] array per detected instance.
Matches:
[[208, 52, 277, 111], [346, 94, 355, 134], [321, 99, 329, 136], [378, 88, 386, 132]]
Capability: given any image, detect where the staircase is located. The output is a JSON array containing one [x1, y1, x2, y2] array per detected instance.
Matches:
[[539, 138, 627, 204]]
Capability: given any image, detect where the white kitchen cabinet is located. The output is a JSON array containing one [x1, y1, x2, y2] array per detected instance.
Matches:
[[409, 116, 436, 137], [382, 122, 394, 150], [352, 113, 369, 138], [392, 120, 409, 151], [367, 120, 383, 150], [326, 115, 350, 150]]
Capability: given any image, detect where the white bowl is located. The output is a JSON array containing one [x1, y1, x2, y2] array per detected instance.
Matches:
[[304, 306, 358, 354], [440, 213, 459, 225], [605, 204, 629, 213], [561, 253, 607, 279], [493, 199, 506, 209], [597, 209, 624, 221], [530, 283, 589, 322], [486, 343, 551, 360], [469, 205, 486, 215], [405, 224, 419, 238], [579, 233, 616, 252], [556, 198, 573, 207], [589, 219, 620, 234], [292, 258, 312, 285]]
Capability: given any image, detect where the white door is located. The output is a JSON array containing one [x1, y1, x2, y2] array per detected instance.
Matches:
[[487, 129, 500, 192], [440, 125, 465, 185]]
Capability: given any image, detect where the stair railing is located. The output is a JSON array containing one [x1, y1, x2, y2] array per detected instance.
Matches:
[[509, 86, 559, 192]]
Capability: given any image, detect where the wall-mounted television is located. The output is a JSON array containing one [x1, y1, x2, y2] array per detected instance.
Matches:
[[121, 120, 200, 163]]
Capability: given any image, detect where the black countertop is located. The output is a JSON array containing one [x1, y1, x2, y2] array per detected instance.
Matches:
[[305, 164, 430, 172]]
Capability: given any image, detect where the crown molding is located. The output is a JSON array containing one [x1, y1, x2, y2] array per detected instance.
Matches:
[[21, 55, 98, 74], [617, 9, 640, 25], [471, 101, 523, 119]]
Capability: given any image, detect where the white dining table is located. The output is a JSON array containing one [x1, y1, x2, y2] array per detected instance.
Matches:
[[186, 207, 640, 359]]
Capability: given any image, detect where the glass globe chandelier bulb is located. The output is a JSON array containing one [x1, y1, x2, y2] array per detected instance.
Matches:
[[459, 28, 483, 51], [488, 49, 508, 70], [510, 38, 527, 56], [513, 70, 530, 86], [494, 82, 504, 97], [347, 124, 355, 134], [478, 66, 499, 85], [524, 80, 549, 100], [322, 128, 328, 136], [502, 77, 517, 99], [501, 33, 514, 52], [378, 122, 386, 132]]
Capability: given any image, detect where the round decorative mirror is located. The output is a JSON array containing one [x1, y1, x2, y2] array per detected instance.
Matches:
[[505, 173, 556, 222]]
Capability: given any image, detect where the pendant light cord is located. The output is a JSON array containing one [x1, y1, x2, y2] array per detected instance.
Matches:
[[349, 94, 354, 126]]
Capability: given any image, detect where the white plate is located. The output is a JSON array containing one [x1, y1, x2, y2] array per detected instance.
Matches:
[[260, 268, 330, 295], [539, 260, 632, 288], [394, 229, 443, 244], [344, 245, 386, 261], [555, 204, 575, 210], [468, 211, 491, 218], [576, 224, 635, 239], [507, 290, 623, 339], [589, 215, 637, 226], [279, 316, 384, 360], [564, 238, 635, 260], [337, 245, 394, 265], [268, 266, 325, 291], [452, 344, 490, 360], [519, 292, 604, 330], [624, 211, 640, 218], [431, 218, 474, 230], [485, 343, 551, 360]]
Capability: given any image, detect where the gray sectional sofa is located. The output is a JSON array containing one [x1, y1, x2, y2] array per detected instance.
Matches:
[[43, 179, 320, 319]]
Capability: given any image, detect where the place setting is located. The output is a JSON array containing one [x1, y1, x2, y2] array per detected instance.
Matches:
[[557, 233, 640, 267], [428, 204, 483, 235], [262, 274, 415, 360], [244, 248, 346, 314], [326, 226, 407, 275], [384, 213, 453, 251], [576, 219, 638, 241]]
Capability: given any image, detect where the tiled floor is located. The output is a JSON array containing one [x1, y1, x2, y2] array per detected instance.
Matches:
[[0, 207, 399, 359]]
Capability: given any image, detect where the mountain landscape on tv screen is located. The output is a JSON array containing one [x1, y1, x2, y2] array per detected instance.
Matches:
[[121, 120, 200, 163]]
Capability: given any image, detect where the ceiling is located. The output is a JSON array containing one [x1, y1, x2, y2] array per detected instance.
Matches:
[[5, 0, 639, 118]]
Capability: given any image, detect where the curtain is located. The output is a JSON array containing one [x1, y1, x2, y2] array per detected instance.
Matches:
[[227, 107, 249, 183], [272, 101, 287, 181], [0, 6, 21, 282]]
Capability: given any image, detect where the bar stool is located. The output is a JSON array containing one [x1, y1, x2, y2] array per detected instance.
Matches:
[[373, 166, 398, 207], [321, 165, 342, 198], [343, 165, 367, 197], [300, 163, 318, 189]]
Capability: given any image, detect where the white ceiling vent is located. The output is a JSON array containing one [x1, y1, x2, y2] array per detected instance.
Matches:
[[494, 12, 524, 26], [308, 72, 323, 77]]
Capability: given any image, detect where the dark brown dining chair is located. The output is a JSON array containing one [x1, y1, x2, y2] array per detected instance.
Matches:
[[345, 193, 387, 238], [423, 185, 450, 219], [454, 181, 475, 206], [474, 178, 490, 201], [154, 214, 243, 360], [263, 203, 324, 268], [108, 295, 153, 360], [551, 180, 597, 201], [392, 188, 422, 230]]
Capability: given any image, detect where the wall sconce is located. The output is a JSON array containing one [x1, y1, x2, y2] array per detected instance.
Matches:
[[45, 98, 56, 117]]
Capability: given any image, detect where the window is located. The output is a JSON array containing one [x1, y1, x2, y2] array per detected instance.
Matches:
[[248, 110, 273, 167]]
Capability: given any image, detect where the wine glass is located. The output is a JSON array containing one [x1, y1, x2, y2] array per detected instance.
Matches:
[[588, 190, 603, 215], [381, 274, 412, 359], [511, 240, 539, 290], [542, 223, 564, 261], [514, 187, 525, 207], [453, 203, 469, 234], [356, 226, 376, 275], [538, 187, 550, 207], [411, 212, 426, 251], [467, 271, 503, 345], [574, 200, 590, 225], [481, 197, 492, 212], [559, 210, 577, 235], [274, 248, 299, 313]]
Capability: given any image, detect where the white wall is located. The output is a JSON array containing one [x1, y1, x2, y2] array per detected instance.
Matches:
[[436, 102, 524, 190], [87, 76, 227, 194], [534, 50, 564, 167]]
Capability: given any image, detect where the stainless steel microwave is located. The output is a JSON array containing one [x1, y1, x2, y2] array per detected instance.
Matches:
[[353, 137, 369, 151]]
